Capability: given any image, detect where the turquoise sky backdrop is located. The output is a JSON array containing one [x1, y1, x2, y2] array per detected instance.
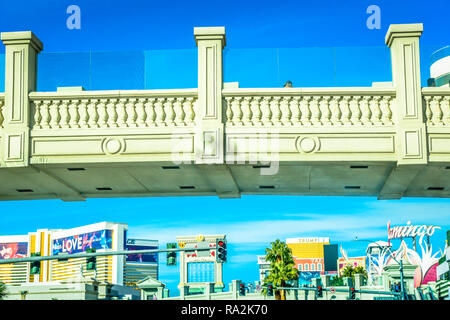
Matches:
[[0, 0, 449, 295]]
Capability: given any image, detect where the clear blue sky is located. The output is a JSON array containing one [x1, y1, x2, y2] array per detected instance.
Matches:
[[0, 0, 449, 296]]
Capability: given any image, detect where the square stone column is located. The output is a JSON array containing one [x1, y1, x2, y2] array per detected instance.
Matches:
[[1, 31, 42, 167], [379, 24, 427, 199], [194, 27, 226, 164]]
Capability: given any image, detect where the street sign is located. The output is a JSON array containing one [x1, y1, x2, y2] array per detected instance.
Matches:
[[330, 287, 336, 294]]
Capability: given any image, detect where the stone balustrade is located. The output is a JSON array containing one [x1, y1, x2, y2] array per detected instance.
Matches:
[[223, 88, 396, 127], [423, 88, 450, 126], [29, 90, 198, 131]]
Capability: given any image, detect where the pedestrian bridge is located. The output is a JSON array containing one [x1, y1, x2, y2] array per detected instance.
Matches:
[[0, 24, 449, 201]]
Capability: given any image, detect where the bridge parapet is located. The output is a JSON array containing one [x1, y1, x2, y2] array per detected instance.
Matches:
[[223, 87, 396, 128]]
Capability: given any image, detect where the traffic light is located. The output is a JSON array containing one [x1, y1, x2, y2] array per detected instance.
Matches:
[[317, 285, 323, 298], [216, 239, 227, 263], [167, 243, 177, 266], [239, 283, 246, 296], [267, 284, 274, 296], [86, 248, 96, 270], [30, 252, 41, 275], [349, 287, 356, 300]]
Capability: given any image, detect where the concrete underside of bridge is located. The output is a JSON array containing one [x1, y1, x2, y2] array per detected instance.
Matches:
[[0, 162, 449, 201]]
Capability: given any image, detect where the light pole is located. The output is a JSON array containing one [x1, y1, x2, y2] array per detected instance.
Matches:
[[353, 238, 407, 300]]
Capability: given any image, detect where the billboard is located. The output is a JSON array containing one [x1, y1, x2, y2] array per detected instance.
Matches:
[[125, 238, 158, 263], [323, 244, 338, 272], [298, 271, 321, 285], [0, 242, 28, 260], [52, 229, 113, 255], [187, 262, 215, 283]]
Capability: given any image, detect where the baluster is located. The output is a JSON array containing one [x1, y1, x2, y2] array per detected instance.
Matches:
[[231, 97, 243, 126], [431, 96, 443, 125], [125, 98, 137, 127], [135, 98, 146, 127], [107, 98, 118, 128], [290, 96, 301, 126], [224, 97, 233, 125], [250, 96, 262, 126], [270, 97, 282, 126], [69, 99, 80, 128], [350, 96, 362, 125], [154, 98, 166, 127], [41, 100, 51, 129], [370, 96, 382, 125], [310, 96, 322, 125], [380, 96, 393, 125], [164, 98, 175, 126], [261, 97, 273, 126], [183, 97, 195, 126], [173, 97, 185, 126], [0, 100, 3, 128], [116, 98, 128, 128], [329, 96, 342, 125], [360, 96, 372, 125], [300, 96, 312, 126], [78, 99, 89, 128], [388, 97, 395, 125], [32, 100, 42, 129], [189, 98, 197, 125], [87, 99, 99, 128], [280, 96, 292, 126], [49, 100, 61, 128], [339, 96, 351, 125], [241, 97, 253, 126], [320, 96, 332, 125], [60, 100, 70, 129], [442, 96, 450, 125], [144, 98, 156, 127], [97, 98, 108, 128], [424, 96, 432, 125]]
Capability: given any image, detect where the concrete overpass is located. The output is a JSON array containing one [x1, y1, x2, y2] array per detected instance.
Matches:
[[0, 23, 449, 202]]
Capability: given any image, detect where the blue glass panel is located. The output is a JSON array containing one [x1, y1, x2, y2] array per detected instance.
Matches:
[[37, 52, 91, 91], [144, 49, 197, 89], [224, 48, 279, 88], [334, 46, 391, 87], [278, 47, 335, 87], [91, 51, 145, 90]]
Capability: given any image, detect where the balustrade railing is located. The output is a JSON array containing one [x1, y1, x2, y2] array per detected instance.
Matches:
[[223, 88, 396, 127], [423, 90, 450, 126], [29, 90, 198, 130]]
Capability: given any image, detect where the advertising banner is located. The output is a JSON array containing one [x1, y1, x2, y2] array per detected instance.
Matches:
[[52, 229, 113, 255], [187, 262, 215, 283], [0, 242, 28, 260], [298, 271, 321, 285], [126, 243, 158, 263]]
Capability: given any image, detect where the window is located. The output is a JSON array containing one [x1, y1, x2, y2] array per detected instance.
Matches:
[[318, 263, 322, 271], [304, 264, 309, 271], [311, 264, 315, 271], [298, 264, 302, 271]]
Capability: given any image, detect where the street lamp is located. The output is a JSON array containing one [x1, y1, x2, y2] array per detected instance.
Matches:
[[352, 238, 407, 300]]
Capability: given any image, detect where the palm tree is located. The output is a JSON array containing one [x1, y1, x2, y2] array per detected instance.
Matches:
[[341, 265, 368, 281], [0, 281, 7, 300], [263, 239, 299, 300]]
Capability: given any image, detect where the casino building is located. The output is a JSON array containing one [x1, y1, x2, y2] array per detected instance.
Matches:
[[0, 222, 158, 289]]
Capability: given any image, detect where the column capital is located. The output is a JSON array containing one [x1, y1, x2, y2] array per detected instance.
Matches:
[[385, 23, 423, 47], [1, 31, 43, 52], [194, 27, 226, 47]]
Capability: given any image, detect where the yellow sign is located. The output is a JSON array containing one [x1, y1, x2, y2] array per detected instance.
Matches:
[[178, 242, 185, 248], [196, 235, 204, 242]]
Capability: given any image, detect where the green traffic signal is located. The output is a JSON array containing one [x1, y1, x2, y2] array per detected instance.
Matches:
[[86, 248, 96, 270], [167, 243, 177, 266], [30, 252, 41, 275]]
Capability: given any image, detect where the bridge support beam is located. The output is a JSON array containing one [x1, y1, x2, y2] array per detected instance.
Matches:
[[1, 32, 42, 167], [380, 24, 428, 199], [194, 27, 226, 164]]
